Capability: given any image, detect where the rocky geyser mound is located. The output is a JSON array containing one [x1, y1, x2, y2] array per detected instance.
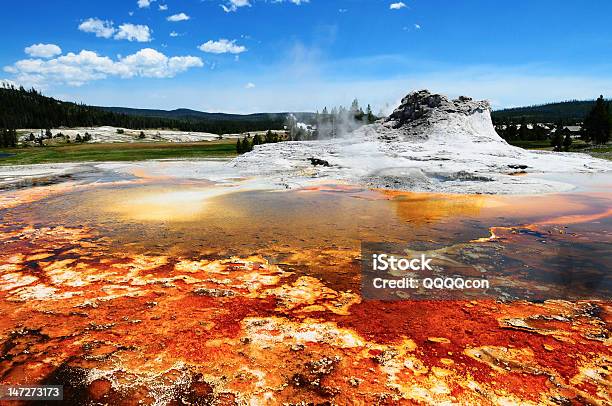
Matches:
[[387, 90, 489, 128], [231, 90, 612, 194]]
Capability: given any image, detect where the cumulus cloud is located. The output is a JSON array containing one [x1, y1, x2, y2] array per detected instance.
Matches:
[[169, 31, 179, 37], [167, 12, 190, 22], [78, 18, 116, 39], [3, 48, 203, 87], [245, 82, 256, 89], [198, 39, 246, 54], [137, 0, 155, 8], [114, 24, 152, 42], [221, 0, 251, 12], [121, 49, 202, 78], [159, 4, 168, 10], [78, 18, 152, 42], [24, 44, 62, 58], [389, 2, 407, 10], [414, 23, 421, 29]]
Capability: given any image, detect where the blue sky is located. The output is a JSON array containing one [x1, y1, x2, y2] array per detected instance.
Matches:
[[2, 0, 612, 113]]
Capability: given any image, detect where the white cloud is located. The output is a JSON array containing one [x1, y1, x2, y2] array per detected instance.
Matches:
[[169, 31, 179, 37], [159, 4, 168, 10], [79, 18, 152, 42], [245, 82, 256, 89], [222, 0, 308, 12], [114, 24, 152, 42], [272, 0, 309, 4], [137, 0, 155, 8], [221, 0, 250, 12], [121, 49, 202, 78], [414, 23, 421, 29], [389, 2, 407, 10], [167, 12, 190, 22], [24, 44, 62, 58], [4, 48, 203, 87], [198, 39, 246, 54], [78, 18, 116, 39]]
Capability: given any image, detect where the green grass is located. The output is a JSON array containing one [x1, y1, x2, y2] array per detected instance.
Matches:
[[589, 146, 612, 153], [586, 145, 612, 160], [0, 141, 237, 165]]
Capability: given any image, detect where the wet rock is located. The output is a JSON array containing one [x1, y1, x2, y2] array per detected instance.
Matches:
[[88, 378, 112, 400], [290, 356, 341, 397], [193, 287, 235, 297], [308, 157, 331, 167], [508, 164, 529, 170], [308, 356, 340, 375], [373, 349, 398, 365]]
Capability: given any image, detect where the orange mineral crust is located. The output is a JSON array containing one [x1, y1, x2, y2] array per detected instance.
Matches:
[[0, 182, 610, 405]]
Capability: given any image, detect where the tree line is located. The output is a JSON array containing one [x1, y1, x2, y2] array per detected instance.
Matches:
[[236, 130, 284, 154], [494, 95, 611, 147], [0, 84, 285, 137], [492, 99, 602, 123]]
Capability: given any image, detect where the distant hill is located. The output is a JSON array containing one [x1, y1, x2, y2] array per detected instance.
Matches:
[[99, 106, 316, 123], [492, 99, 605, 123], [0, 85, 298, 134]]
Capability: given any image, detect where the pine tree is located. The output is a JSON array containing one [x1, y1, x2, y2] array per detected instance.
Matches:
[[563, 133, 573, 151], [242, 136, 252, 152], [350, 99, 360, 115], [583, 95, 610, 144], [517, 118, 529, 140], [236, 138, 243, 154], [366, 104, 374, 123], [551, 121, 564, 151], [504, 123, 518, 140], [265, 130, 274, 143]]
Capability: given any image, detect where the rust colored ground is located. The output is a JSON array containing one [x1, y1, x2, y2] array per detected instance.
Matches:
[[0, 177, 610, 405]]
